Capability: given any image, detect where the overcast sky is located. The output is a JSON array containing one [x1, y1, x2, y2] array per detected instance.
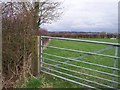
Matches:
[[41, 0, 119, 33]]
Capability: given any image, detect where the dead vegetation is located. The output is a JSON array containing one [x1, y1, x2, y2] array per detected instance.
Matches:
[[2, 1, 62, 88]]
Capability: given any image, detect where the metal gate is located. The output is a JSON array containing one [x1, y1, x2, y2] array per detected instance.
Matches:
[[40, 36, 120, 89]]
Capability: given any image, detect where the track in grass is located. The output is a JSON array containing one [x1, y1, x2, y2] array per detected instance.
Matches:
[[42, 38, 119, 88]]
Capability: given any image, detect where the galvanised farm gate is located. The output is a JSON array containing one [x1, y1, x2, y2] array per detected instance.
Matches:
[[39, 36, 120, 89]]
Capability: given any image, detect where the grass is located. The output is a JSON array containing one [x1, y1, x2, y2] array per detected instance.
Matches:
[[26, 78, 42, 88], [26, 38, 119, 88]]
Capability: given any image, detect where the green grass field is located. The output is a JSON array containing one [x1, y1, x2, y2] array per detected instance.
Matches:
[[26, 38, 119, 88]]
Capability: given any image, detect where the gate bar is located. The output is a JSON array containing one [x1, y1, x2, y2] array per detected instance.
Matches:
[[42, 36, 120, 46], [112, 46, 119, 87], [74, 46, 114, 60], [43, 53, 120, 73], [40, 36, 43, 72], [41, 70, 100, 89], [42, 60, 120, 84], [43, 54, 119, 77], [43, 52, 119, 70], [43, 67, 115, 88], [42, 46, 120, 70], [43, 45, 120, 59]]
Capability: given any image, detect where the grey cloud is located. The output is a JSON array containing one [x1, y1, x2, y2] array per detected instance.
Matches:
[[41, 0, 118, 33]]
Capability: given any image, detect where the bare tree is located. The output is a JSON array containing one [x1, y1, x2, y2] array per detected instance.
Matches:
[[2, 0, 63, 88], [2, 0, 62, 27], [37, 0, 62, 25], [27, 0, 63, 33]]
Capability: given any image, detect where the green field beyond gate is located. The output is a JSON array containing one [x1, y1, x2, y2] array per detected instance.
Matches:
[[42, 38, 119, 88]]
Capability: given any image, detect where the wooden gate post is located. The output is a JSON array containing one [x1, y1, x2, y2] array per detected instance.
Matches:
[[31, 36, 40, 76]]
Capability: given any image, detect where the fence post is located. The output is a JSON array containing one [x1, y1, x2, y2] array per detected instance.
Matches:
[[118, 34, 120, 89], [112, 46, 118, 87], [31, 36, 40, 76], [40, 35, 43, 72], [37, 36, 40, 74]]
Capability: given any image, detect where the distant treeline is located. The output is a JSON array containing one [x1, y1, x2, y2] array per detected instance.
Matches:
[[39, 28, 119, 39]]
